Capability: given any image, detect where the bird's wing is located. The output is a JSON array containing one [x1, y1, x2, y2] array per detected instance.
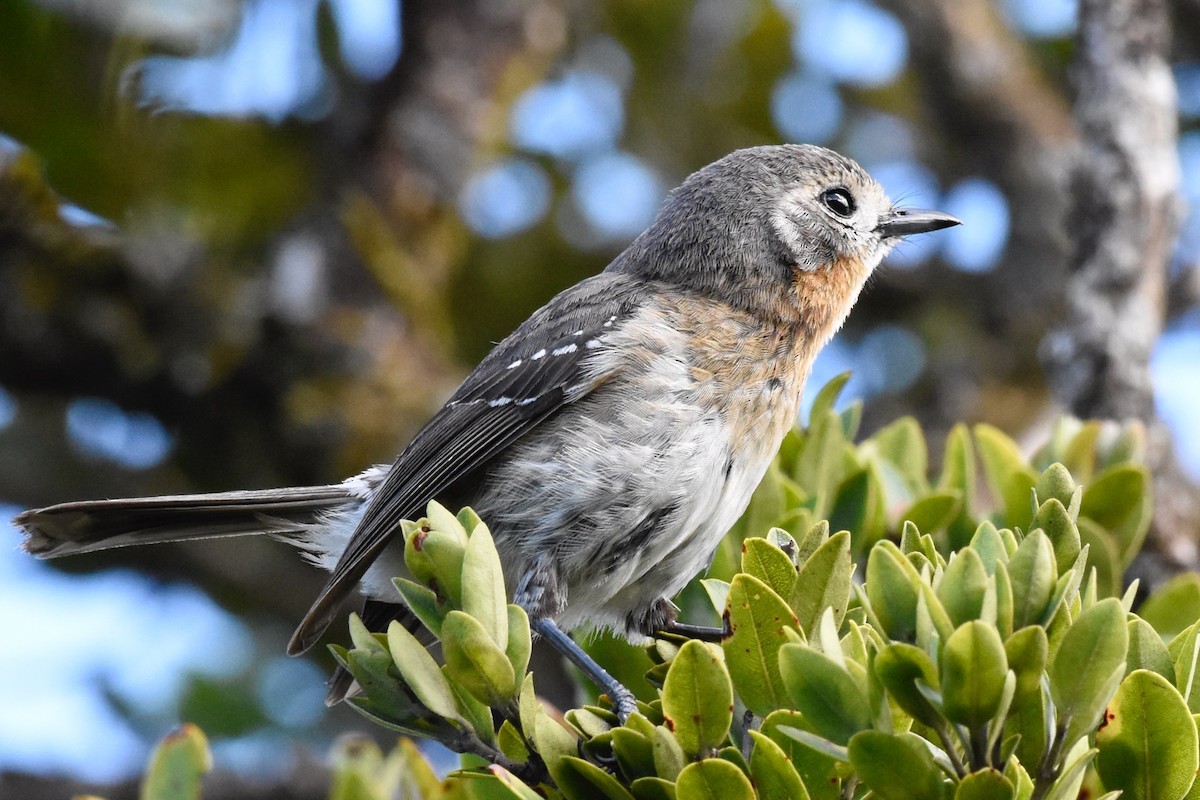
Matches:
[[289, 272, 646, 654]]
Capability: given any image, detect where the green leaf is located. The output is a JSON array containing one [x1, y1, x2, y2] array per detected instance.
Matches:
[[480, 765, 548, 800], [395, 738, 441, 800], [901, 492, 963, 535], [628, 777, 677, 800], [875, 642, 942, 727], [955, 769, 1015, 800], [426, 500, 469, 543], [675, 759, 755, 800], [1140, 574, 1200, 640], [505, 605, 531, 681], [1080, 464, 1152, 565], [348, 612, 385, 654], [455, 506, 484, 535], [333, 645, 423, 727], [1006, 531, 1057, 629], [1078, 518, 1122, 599], [1096, 669, 1199, 800], [566, 707, 613, 739], [1044, 736, 1096, 800], [445, 666, 495, 744], [866, 540, 923, 642], [652, 725, 686, 781], [762, 711, 842, 800], [1168, 622, 1200, 713], [790, 530, 853, 637], [1004, 626, 1049, 697], [975, 424, 1037, 531], [779, 643, 870, 745], [1003, 756, 1036, 800], [917, 582, 956, 650], [970, 522, 1009, 574], [1050, 598, 1129, 744], [938, 423, 978, 548], [767, 527, 800, 560], [749, 730, 811, 800], [993, 561, 1015, 639], [392, 578, 447, 638], [1032, 498, 1081, 574], [461, 523, 508, 647], [837, 401, 861, 441], [518, 673, 538, 739], [741, 537, 798, 600], [827, 468, 880, 552], [700, 579, 731, 616], [722, 573, 801, 715], [550, 755, 636, 800], [141, 724, 211, 800], [871, 416, 930, 493], [776, 726, 849, 763], [848, 730, 948, 800], [938, 548, 989, 626], [1002, 680, 1047, 773], [1034, 464, 1077, 510], [661, 641, 733, 758], [497, 720, 530, 763], [901, 521, 939, 562], [405, 526, 466, 606], [329, 737, 391, 800], [612, 727, 655, 780], [441, 610, 517, 707], [1127, 618, 1175, 682], [941, 621, 1008, 728], [809, 372, 851, 424], [387, 619, 461, 721], [718, 744, 750, 774], [533, 710, 579, 767]]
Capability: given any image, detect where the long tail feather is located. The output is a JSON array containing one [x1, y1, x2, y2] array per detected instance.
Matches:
[[16, 484, 358, 558]]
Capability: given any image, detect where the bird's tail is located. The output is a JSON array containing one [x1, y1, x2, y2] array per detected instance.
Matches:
[[15, 483, 361, 559]]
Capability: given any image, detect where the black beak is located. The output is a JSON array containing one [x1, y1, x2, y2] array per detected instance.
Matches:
[[876, 209, 962, 238]]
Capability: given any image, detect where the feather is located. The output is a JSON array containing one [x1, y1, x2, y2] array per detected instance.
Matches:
[[288, 272, 649, 654], [16, 484, 356, 558]]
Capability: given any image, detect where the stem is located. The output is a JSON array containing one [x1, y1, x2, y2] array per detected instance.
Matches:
[[741, 709, 756, 763], [969, 724, 989, 771], [1029, 724, 1067, 800], [931, 719, 968, 778], [441, 725, 550, 786]]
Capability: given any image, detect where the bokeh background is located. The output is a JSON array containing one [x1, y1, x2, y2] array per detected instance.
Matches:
[[1, 0, 1198, 794]]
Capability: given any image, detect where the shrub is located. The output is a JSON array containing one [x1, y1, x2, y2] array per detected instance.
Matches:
[[128, 377, 1200, 800]]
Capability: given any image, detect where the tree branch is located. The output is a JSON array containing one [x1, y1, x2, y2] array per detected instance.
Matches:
[[1041, 0, 1200, 570]]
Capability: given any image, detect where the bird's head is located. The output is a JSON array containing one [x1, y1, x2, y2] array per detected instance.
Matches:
[[610, 144, 960, 322]]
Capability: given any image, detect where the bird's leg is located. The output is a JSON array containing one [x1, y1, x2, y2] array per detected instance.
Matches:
[[658, 620, 728, 642], [516, 557, 638, 721], [638, 598, 730, 642], [532, 617, 639, 722]]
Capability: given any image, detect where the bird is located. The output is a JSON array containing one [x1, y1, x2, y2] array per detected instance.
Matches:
[[15, 144, 959, 719]]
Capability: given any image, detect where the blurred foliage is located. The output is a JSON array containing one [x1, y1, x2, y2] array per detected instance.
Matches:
[[110, 377, 1200, 799]]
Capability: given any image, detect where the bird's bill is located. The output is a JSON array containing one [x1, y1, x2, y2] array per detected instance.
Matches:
[[876, 209, 962, 238]]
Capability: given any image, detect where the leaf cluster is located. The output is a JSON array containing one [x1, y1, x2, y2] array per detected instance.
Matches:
[[117, 378, 1200, 800]]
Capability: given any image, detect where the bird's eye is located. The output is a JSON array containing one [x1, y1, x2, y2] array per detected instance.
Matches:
[[820, 188, 856, 218]]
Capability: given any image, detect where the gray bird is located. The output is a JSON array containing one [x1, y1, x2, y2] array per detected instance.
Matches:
[[16, 144, 959, 718]]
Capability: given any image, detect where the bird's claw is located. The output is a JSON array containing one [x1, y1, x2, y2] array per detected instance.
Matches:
[[611, 686, 638, 724]]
